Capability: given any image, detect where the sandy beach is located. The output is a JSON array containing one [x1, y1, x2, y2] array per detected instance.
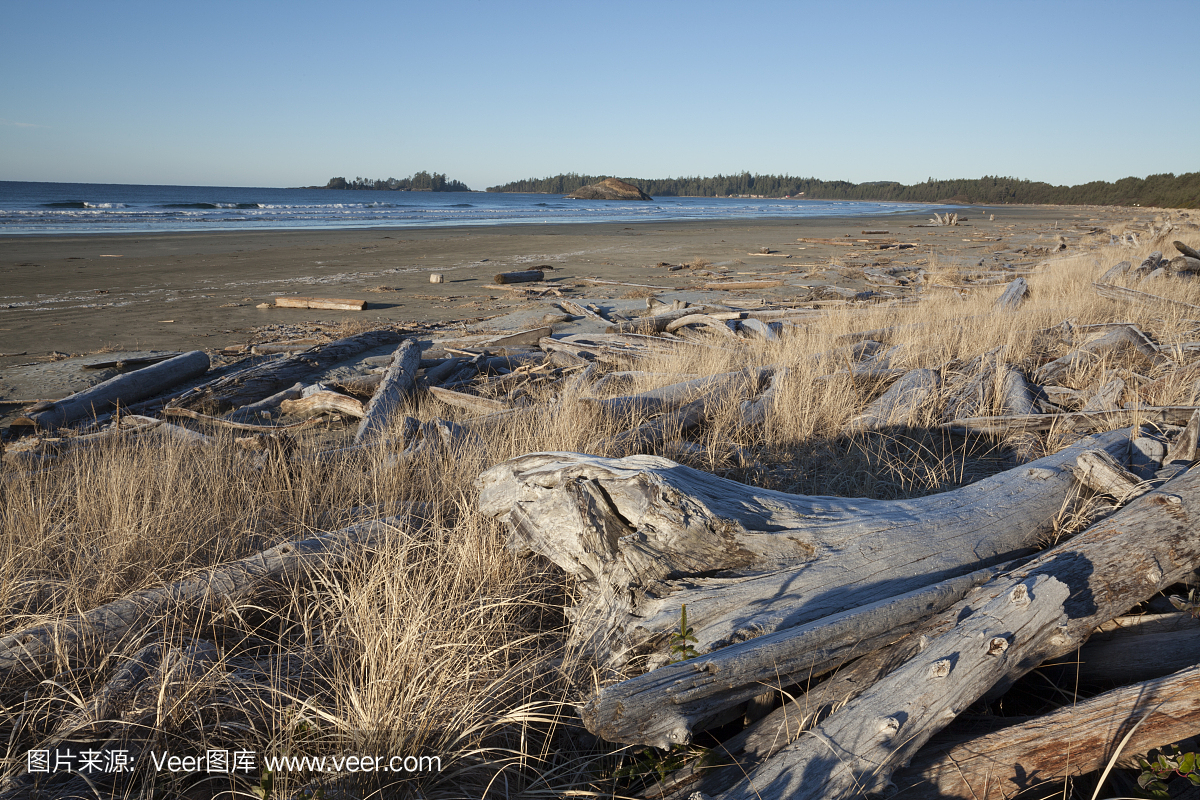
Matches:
[[0, 205, 1137, 362]]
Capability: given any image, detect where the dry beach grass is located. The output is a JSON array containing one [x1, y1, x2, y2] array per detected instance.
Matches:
[[2, 209, 1200, 798]]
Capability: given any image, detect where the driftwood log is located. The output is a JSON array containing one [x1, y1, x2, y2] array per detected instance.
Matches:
[[279, 390, 365, 419], [944, 405, 1200, 436], [0, 517, 403, 681], [893, 662, 1200, 798], [715, 460, 1200, 799], [169, 330, 402, 412], [477, 428, 1130, 666], [354, 338, 419, 445], [273, 296, 365, 311], [1036, 324, 1167, 386], [24, 351, 210, 431], [845, 367, 939, 432]]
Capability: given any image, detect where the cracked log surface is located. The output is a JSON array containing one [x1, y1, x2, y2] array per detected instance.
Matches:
[[477, 428, 1129, 666]]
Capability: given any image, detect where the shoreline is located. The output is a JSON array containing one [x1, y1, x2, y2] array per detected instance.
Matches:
[[0, 205, 1149, 362]]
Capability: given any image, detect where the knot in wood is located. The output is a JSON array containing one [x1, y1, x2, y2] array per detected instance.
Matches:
[[1025, 467, 1057, 481], [928, 659, 952, 679], [1009, 583, 1031, 607], [878, 716, 901, 736], [1164, 494, 1182, 505], [987, 636, 1010, 655]]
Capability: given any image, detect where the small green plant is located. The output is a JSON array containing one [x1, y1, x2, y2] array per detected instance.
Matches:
[[1137, 744, 1200, 798], [668, 605, 699, 663]]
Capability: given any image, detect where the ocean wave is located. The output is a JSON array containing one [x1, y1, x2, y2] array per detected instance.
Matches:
[[42, 201, 129, 209], [163, 202, 265, 209]]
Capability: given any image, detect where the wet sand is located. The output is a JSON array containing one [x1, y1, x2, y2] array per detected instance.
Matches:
[[0, 205, 1142, 362]]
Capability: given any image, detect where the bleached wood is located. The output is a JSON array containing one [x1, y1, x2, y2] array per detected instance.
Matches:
[[739, 367, 789, 427], [1094, 281, 1200, 314], [428, 385, 506, 414], [25, 351, 210, 431], [719, 576, 1071, 800], [994, 277, 1030, 311], [477, 429, 1129, 665], [943, 405, 1200, 435], [170, 330, 402, 412], [163, 406, 319, 432], [279, 391, 364, 419], [1036, 324, 1167, 385], [354, 338, 420, 445], [0, 518, 401, 681], [274, 296, 365, 311], [664, 314, 739, 338], [582, 565, 1008, 748], [223, 381, 304, 423], [845, 367, 940, 432], [1072, 448, 1146, 501], [1080, 377, 1125, 412], [718, 461, 1200, 800], [1166, 408, 1200, 463]]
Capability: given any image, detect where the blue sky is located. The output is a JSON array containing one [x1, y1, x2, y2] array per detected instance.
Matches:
[[2, 1, 1197, 189]]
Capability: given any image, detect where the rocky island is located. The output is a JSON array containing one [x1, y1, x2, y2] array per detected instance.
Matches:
[[566, 177, 652, 200]]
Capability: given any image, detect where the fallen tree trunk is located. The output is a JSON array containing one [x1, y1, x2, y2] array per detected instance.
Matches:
[[716, 459, 1200, 800], [943, 405, 1200, 436], [24, 351, 210, 431], [493, 269, 545, 284], [0, 518, 402, 681], [223, 381, 304, 423], [994, 276, 1030, 311], [894, 662, 1200, 798], [428, 385, 507, 414], [1036, 324, 1167, 385], [353, 338, 419, 445], [274, 296, 366, 311], [1093, 281, 1200, 314], [582, 564, 1010, 748], [169, 330, 402, 412], [279, 390, 364, 419], [845, 367, 940, 432], [1074, 612, 1200, 685], [477, 429, 1130, 665]]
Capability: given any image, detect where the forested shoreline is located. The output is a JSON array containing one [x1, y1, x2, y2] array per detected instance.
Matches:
[[486, 171, 1200, 208], [318, 172, 471, 192]]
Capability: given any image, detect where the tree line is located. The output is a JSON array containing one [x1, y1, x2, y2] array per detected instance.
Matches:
[[486, 172, 1199, 208], [320, 172, 471, 192]]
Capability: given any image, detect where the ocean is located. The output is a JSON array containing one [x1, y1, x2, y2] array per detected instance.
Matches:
[[0, 181, 942, 236]]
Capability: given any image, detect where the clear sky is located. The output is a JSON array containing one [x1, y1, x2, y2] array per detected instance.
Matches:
[[2, 0, 1197, 190]]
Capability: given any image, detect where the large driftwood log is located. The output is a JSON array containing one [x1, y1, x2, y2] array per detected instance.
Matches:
[[0, 518, 402, 681], [994, 277, 1030, 311], [582, 369, 769, 418], [716, 460, 1200, 800], [353, 338, 419, 445], [943, 405, 1200, 436], [719, 576, 1071, 800], [223, 381, 304, 423], [25, 351, 210, 431], [169, 330, 402, 412], [1075, 612, 1200, 685], [845, 367, 940, 432], [582, 565, 1009, 748], [1036, 324, 1167, 385], [1093, 281, 1200, 314], [477, 429, 1130, 665], [279, 390, 365, 419], [894, 662, 1200, 798]]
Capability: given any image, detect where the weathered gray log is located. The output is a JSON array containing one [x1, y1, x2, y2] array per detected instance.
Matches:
[[223, 381, 304, 423], [1169, 255, 1200, 273], [1079, 377, 1125, 412], [279, 390, 365, 419], [477, 429, 1130, 665], [717, 460, 1200, 800], [169, 329, 402, 412], [353, 338, 419, 445], [493, 269, 545, 284], [24, 351, 210, 431], [719, 576, 1070, 800], [582, 565, 1009, 748], [163, 406, 319, 432], [894, 662, 1200, 798], [994, 277, 1030, 311], [586, 384, 744, 455], [735, 318, 779, 342], [1072, 448, 1146, 500], [739, 367, 789, 427], [1093, 281, 1200, 314], [1176, 240, 1200, 260], [1098, 260, 1132, 281], [607, 307, 702, 335], [664, 313, 739, 339], [1166, 408, 1200, 463], [1036, 324, 1166, 385], [421, 356, 464, 387], [0, 518, 401, 681], [427, 385, 506, 414], [582, 369, 768, 418], [1075, 612, 1200, 684], [999, 366, 1037, 415], [943, 405, 1200, 436], [845, 367, 940, 432]]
